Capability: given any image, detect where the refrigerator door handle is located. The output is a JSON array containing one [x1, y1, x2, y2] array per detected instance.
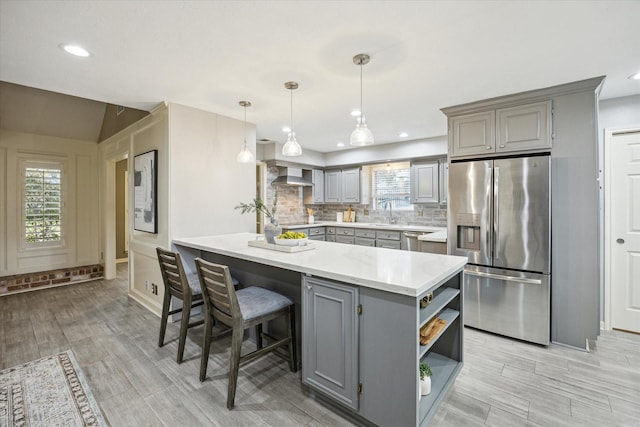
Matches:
[[485, 166, 493, 262], [494, 166, 500, 261], [465, 269, 542, 285]]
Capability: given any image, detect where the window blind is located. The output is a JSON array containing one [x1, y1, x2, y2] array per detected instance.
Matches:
[[24, 166, 62, 243]]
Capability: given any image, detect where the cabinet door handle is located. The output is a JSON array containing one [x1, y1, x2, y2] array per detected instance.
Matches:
[[486, 146, 492, 150], [306, 285, 313, 291]]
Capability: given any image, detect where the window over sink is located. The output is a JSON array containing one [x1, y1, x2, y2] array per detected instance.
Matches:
[[371, 162, 411, 211]]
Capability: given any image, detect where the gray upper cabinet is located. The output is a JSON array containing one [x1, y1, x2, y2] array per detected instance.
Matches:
[[449, 101, 552, 159], [411, 161, 439, 204], [341, 167, 360, 203], [324, 170, 341, 203], [303, 169, 324, 204], [496, 101, 552, 153], [302, 276, 359, 411], [324, 168, 360, 204], [449, 111, 495, 157]]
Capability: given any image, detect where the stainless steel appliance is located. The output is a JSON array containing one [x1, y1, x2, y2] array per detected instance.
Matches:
[[449, 155, 551, 345]]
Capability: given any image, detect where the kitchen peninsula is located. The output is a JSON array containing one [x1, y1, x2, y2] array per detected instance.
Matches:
[[173, 232, 466, 427]]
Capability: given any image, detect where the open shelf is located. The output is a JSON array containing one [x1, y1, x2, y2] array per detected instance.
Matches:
[[418, 308, 459, 359], [419, 287, 460, 326], [418, 352, 463, 424]]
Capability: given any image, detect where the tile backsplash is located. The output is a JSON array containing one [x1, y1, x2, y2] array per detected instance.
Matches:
[[267, 167, 447, 227]]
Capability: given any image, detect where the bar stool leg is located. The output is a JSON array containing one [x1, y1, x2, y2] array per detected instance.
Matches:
[[227, 325, 244, 409], [288, 305, 297, 372], [177, 295, 191, 364], [199, 312, 213, 382], [255, 323, 263, 349], [158, 291, 171, 347]]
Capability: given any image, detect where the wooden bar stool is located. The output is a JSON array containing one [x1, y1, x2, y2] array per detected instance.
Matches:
[[195, 257, 297, 409], [156, 247, 205, 364]]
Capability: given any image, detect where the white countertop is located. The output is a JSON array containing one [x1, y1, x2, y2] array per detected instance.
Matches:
[[173, 232, 465, 297], [418, 229, 448, 243], [282, 221, 447, 241]]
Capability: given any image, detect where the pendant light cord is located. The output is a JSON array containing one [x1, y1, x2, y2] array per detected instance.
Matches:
[[243, 104, 247, 148], [360, 62, 363, 121], [290, 89, 294, 133]]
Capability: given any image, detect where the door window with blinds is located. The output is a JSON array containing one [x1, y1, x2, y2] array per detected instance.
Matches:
[[371, 162, 411, 210], [22, 161, 65, 248]]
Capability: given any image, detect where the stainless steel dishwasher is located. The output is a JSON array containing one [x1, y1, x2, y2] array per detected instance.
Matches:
[[401, 231, 424, 251]]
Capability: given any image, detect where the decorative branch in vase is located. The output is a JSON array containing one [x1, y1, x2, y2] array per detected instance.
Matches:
[[235, 192, 280, 243]]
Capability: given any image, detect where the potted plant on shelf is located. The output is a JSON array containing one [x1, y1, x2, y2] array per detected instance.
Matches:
[[235, 192, 280, 243], [419, 362, 432, 397]]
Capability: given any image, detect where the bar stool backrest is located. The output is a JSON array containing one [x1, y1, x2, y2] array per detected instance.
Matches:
[[156, 247, 191, 299], [195, 258, 242, 327]]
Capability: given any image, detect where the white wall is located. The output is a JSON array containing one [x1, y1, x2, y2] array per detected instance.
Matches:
[[168, 104, 256, 238], [99, 103, 256, 316], [259, 135, 448, 168], [0, 129, 99, 276]]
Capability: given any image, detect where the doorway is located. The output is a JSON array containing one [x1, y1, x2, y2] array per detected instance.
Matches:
[[115, 158, 129, 263], [605, 127, 640, 333]]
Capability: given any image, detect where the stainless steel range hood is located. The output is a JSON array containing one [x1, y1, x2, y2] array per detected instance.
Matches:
[[271, 167, 312, 186]]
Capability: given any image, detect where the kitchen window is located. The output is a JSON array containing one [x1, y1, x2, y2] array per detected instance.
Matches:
[[22, 161, 64, 248], [371, 162, 411, 210]]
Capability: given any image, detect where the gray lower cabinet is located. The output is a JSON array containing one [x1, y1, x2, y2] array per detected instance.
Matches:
[[308, 226, 325, 240], [302, 276, 359, 410], [376, 230, 401, 250]]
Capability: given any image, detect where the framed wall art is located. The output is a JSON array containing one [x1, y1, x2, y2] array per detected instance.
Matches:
[[133, 149, 157, 233]]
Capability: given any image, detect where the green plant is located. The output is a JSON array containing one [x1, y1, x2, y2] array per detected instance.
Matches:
[[235, 192, 278, 220], [419, 362, 432, 381]]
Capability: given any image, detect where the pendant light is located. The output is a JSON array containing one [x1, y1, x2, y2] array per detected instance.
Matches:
[[236, 101, 255, 163], [282, 81, 302, 156], [350, 53, 374, 146]]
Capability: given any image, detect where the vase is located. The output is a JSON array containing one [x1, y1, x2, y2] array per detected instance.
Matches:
[[264, 219, 282, 244], [420, 377, 431, 396]]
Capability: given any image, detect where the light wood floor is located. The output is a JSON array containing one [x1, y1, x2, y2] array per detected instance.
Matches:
[[1, 264, 639, 426]]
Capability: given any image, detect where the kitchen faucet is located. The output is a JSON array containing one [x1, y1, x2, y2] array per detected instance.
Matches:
[[385, 201, 396, 224]]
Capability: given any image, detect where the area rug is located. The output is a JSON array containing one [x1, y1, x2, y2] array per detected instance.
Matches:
[[0, 350, 106, 427]]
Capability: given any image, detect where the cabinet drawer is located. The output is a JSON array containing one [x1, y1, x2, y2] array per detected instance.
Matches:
[[355, 237, 375, 247], [376, 240, 401, 250], [309, 235, 326, 241], [336, 236, 355, 244], [336, 228, 355, 236], [376, 230, 400, 241], [326, 227, 336, 235], [284, 228, 308, 235], [308, 227, 325, 236], [355, 229, 376, 239], [326, 235, 336, 242]]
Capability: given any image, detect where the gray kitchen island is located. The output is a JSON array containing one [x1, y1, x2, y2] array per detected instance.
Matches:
[[173, 232, 466, 426]]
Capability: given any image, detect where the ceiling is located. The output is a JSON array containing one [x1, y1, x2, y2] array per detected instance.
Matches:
[[1, 1, 638, 153]]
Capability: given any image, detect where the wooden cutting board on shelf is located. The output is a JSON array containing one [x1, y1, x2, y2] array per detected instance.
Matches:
[[342, 210, 355, 222], [419, 317, 447, 346]]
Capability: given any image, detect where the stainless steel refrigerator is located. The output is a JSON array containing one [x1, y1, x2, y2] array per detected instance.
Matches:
[[449, 155, 551, 345]]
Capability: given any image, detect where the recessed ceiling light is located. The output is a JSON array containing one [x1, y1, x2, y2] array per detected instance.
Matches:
[[399, 132, 409, 138], [60, 44, 91, 57], [337, 142, 345, 147], [629, 72, 640, 80], [282, 126, 291, 133], [350, 110, 361, 117]]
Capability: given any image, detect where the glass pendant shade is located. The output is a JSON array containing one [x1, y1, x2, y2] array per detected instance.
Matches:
[[350, 116, 374, 146], [350, 53, 374, 146], [282, 81, 302, 157], [236, 100, 254, 163], [282, 132, 302, 156], [237, 144, 255, 163]]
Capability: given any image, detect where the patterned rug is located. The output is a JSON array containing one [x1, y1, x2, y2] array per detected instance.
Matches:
[[0, 350, 106, 427]]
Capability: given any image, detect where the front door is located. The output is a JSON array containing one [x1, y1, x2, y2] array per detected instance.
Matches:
[[610, 129, 640, 333]]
